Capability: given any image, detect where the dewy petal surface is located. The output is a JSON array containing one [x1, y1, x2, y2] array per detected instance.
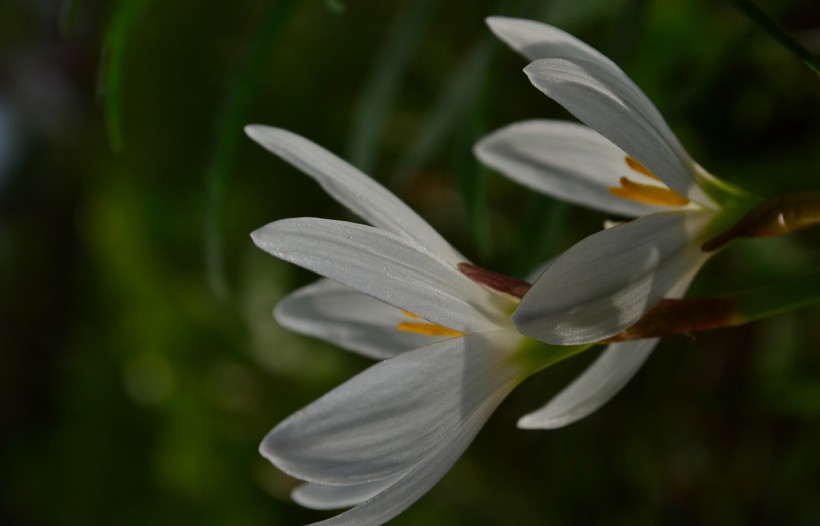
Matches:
[[475, 120, 665, 218], [252, 218, 510, 333], [275, 279, 448, 360], [259, 331, 524, 486], [513, 210, 714, 345], [524, 58, 715, 207], [245, 125, 465, 264]]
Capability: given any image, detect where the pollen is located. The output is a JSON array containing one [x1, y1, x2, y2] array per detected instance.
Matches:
[[609, 177, 690, 207]]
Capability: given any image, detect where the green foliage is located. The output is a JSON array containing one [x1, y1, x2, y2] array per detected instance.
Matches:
[[2, 0, 819, 525], [729, 0, 820, 76]]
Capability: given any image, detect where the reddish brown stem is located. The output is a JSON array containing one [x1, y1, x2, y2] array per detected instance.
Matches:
[[702, 192, 820, 252], [458, 262, 532, 299]]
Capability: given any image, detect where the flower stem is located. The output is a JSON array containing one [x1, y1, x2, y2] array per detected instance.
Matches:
[[607, 272, 820, 341], [702, 191, 820, 252]]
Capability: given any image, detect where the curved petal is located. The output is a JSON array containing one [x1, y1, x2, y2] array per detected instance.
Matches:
[[517, 338, 658, 429], [516, 272, 697, 429], [513, 210, 715, 345], [245, 125, 465, 264], [487, 16, 621, 69], [259, 330, 523, 485], [252, 218, 511, 332], [275, 279, 450, 360], [292, 475, 404, 511], [523, 58, 715, 207], [306, 403, 492, 526], [475, 120, 664, 217]]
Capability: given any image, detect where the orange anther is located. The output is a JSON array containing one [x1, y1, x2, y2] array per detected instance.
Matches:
[[609, 176, 690, 207], [397, 322, 464, 338], [625, 156, 661, 182]]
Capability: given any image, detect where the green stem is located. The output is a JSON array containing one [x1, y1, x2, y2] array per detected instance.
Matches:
[[728, 0, 820, 76]]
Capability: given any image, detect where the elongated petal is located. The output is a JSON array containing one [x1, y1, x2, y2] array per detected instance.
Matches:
[[252, 218, 510, 332], [518, 338, 658, 429], [307, 403, 491, 526], [523, 58, 715, 207], [487, 16, 620, 69], [475, 120, 665, 217], [292, 475, 404, 511], [275, 279, 450, 360], [259, 330, 523, 485], [245, 125, 464, 264], [513, 210, 714, 345], [516, 273, 696, 429]]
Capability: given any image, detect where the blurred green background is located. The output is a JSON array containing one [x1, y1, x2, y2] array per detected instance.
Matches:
[[2, 0, 820, 525]]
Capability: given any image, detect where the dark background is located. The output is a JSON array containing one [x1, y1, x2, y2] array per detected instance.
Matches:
[[2, 0, 819, 524]]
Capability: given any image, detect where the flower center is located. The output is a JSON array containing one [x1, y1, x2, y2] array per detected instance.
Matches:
[[609, 156, 690, 207], [397, 310, 464, 337]]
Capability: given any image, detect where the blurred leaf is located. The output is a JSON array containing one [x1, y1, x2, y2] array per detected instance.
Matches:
[[204, 0, 296, 300], [603, 0, 650, 67], [453, 112, 492, 259], [510, 196, 569, 278], [325, 0, 347, 14], [346, 0, 438, 173], [59, 0, 82, 35], [100, 0, 152, 152], [729, 0, 820, 76], [663, 28, 755, 120], [392, 37, 496, 184], [734, 270, 820, 324]]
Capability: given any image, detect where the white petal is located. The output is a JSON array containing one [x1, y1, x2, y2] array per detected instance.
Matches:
[[523, 58, 715, 207], [486, 17, 714, 206], [252, 218, 510, 332], [475, 120, 663, 217], [259, 331, 523, 485], [513, 210, 714, 345], [487, 16, 621, 69], [516, 273, 696, 429], [306, 404, 489, 526], [275, 279, 450, 360], [517, 338, 658, 429], [292, 475, 404, 511], [245, 125, 465, 264]]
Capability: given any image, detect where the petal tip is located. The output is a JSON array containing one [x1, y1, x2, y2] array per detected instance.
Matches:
[[516, 413, 570, 430]]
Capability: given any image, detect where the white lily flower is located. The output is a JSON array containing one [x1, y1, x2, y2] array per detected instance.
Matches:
[[247, 126, 591, 525], [476, 16, 761, 347]]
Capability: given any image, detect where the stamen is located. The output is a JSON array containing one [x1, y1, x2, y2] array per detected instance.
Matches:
[[625, 156, 661, 181], [609, 177, 690, 207], [397, 322, 464, 338]]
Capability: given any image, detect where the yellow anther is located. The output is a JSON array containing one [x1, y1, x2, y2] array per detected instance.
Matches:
[[625, 156, 661, 181], [397, 322, 464, 338], [609, 177, 690, 207], [401, 310, 422, 319]]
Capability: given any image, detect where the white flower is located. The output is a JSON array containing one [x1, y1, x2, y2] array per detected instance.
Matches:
[[475, 16, 761, 347], [247, 126, 596, 525]]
